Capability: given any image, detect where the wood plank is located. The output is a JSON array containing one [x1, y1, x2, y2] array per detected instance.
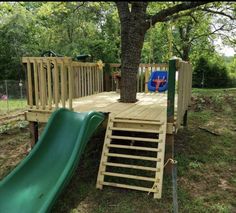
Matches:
[[102, 172, 155, 182], [104, 162, 159, 172], [25, 111, 51, 122], [26, 59, 33, 108], [107, 144, 161, 152], [101, 66, 104, 92], [105, 153, 161, 162], [61, 62, 66, 107], [40, 60, 46, 110], [101, 181, 157, 192], [109, 135, 161, 143], [112, 118, 163, 125], [96, 114, 114, 190], [53, 59, 59, 108], [81, 67, 84, 97], [110, 127, 162, 133], [33, 60, 39, 108], [154, 120, 167, 199], [46, 60, 52, 109], [68, 62, 73, 110]]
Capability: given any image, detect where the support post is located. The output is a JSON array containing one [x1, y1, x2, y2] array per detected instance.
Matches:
[[29, 122, 38, 147], [183, 110, 188, 127], [165, 59, 177, 175], [24, 59, 39, 147]]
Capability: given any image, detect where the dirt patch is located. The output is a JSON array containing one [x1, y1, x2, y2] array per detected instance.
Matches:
[[0, 120, 30, 180]]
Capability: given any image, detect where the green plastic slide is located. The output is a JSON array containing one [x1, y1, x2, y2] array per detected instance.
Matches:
[[0, 108, 104, 213]]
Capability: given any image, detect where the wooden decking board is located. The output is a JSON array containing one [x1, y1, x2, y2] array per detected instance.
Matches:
[[72, 92, 169, 122]]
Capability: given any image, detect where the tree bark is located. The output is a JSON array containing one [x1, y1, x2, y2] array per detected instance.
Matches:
[[117, 2, 148, 102]]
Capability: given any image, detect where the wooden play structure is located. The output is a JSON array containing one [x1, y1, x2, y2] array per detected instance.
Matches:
[[22, 56, 192, 199]]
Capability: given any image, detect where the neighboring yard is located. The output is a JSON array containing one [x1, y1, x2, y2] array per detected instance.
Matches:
[[0, 88, 235, 213]]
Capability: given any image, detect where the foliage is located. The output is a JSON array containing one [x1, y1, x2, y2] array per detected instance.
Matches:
[[0, 2, 120, 80], [192, 56, 233, 88], [0, 1, 235, 88]]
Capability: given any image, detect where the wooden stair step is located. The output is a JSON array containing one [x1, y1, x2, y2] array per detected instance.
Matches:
[[105, 153, 161, 162], [112, 118, 163, 125], [102, 181, 157, 192], [109, 135, 162, 143], [102, 172, 156, 182], [103, 162, 159, 172], [107, 144, 161, 152], [110, 127, 163, 134]]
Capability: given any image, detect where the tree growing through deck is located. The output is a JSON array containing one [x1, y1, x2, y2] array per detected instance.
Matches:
[[116, 1, 214, 103]]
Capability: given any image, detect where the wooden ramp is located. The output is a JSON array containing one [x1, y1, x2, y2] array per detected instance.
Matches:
[[96, 110, 167, 199]]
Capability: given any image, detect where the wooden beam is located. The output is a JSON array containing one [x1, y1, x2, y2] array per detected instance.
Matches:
[[25, 111, 51, 123]]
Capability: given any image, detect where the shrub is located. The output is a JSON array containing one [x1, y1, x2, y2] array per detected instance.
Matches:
[[192, 57, 232, 88]]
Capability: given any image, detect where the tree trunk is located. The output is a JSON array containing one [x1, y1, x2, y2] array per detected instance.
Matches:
[[117, 2, 148, 103], [120, 28, 146, 102], [182, 45, 190, 61]]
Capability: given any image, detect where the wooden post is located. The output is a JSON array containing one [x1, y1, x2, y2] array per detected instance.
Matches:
[[24, 59, 39, 147], [165, 59, 177, 175], [183, 110, 188, 127], [29, 122, 38, 147], [145, 67, 149, 93]]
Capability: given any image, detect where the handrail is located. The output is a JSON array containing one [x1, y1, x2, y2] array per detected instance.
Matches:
[[22, 57, 104, 111]]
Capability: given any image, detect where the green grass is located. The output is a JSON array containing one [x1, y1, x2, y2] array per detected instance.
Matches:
[[0, 99, 27, 115]]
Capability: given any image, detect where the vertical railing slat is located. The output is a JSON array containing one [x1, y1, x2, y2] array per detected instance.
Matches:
[[47, 60, 52, 110], [27, 59, 33, 108], [33, 60, 39, 109], [61, 61, 66, 108], [68, 61, 73, 110], [40, 60, 46, 110], [53, 59, 59, 108]]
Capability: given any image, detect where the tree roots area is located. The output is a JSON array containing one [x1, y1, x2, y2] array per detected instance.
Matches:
[[0, 88, 236, 213]]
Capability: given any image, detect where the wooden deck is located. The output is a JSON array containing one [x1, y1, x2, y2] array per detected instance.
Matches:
[[73, 92, 169, 122], [22, 58, 192, 199]]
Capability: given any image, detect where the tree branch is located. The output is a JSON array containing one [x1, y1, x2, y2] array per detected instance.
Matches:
[[189, 24, 226, 43], [73, 2, 85, 13], [150, 2, 212, 26], [172, 41, 183, 58], [200, 8, 235, 20]]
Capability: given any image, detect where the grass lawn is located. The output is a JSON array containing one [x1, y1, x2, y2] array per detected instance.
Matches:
[[0, 99, 27, 115], [0, 88, 235, 213]]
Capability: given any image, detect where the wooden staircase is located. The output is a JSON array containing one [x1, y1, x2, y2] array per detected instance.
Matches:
[[96, 114, 167, 198]]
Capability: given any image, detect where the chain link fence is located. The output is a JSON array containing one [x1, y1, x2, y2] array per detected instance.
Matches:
[[0, 80, 27, 115]]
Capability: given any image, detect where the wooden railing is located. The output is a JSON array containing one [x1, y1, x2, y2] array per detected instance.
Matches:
[[72, 62, 104, 98], [109, 63, 168, 92], [22, 57, 104, 111], [176, 60, 193, 129]]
